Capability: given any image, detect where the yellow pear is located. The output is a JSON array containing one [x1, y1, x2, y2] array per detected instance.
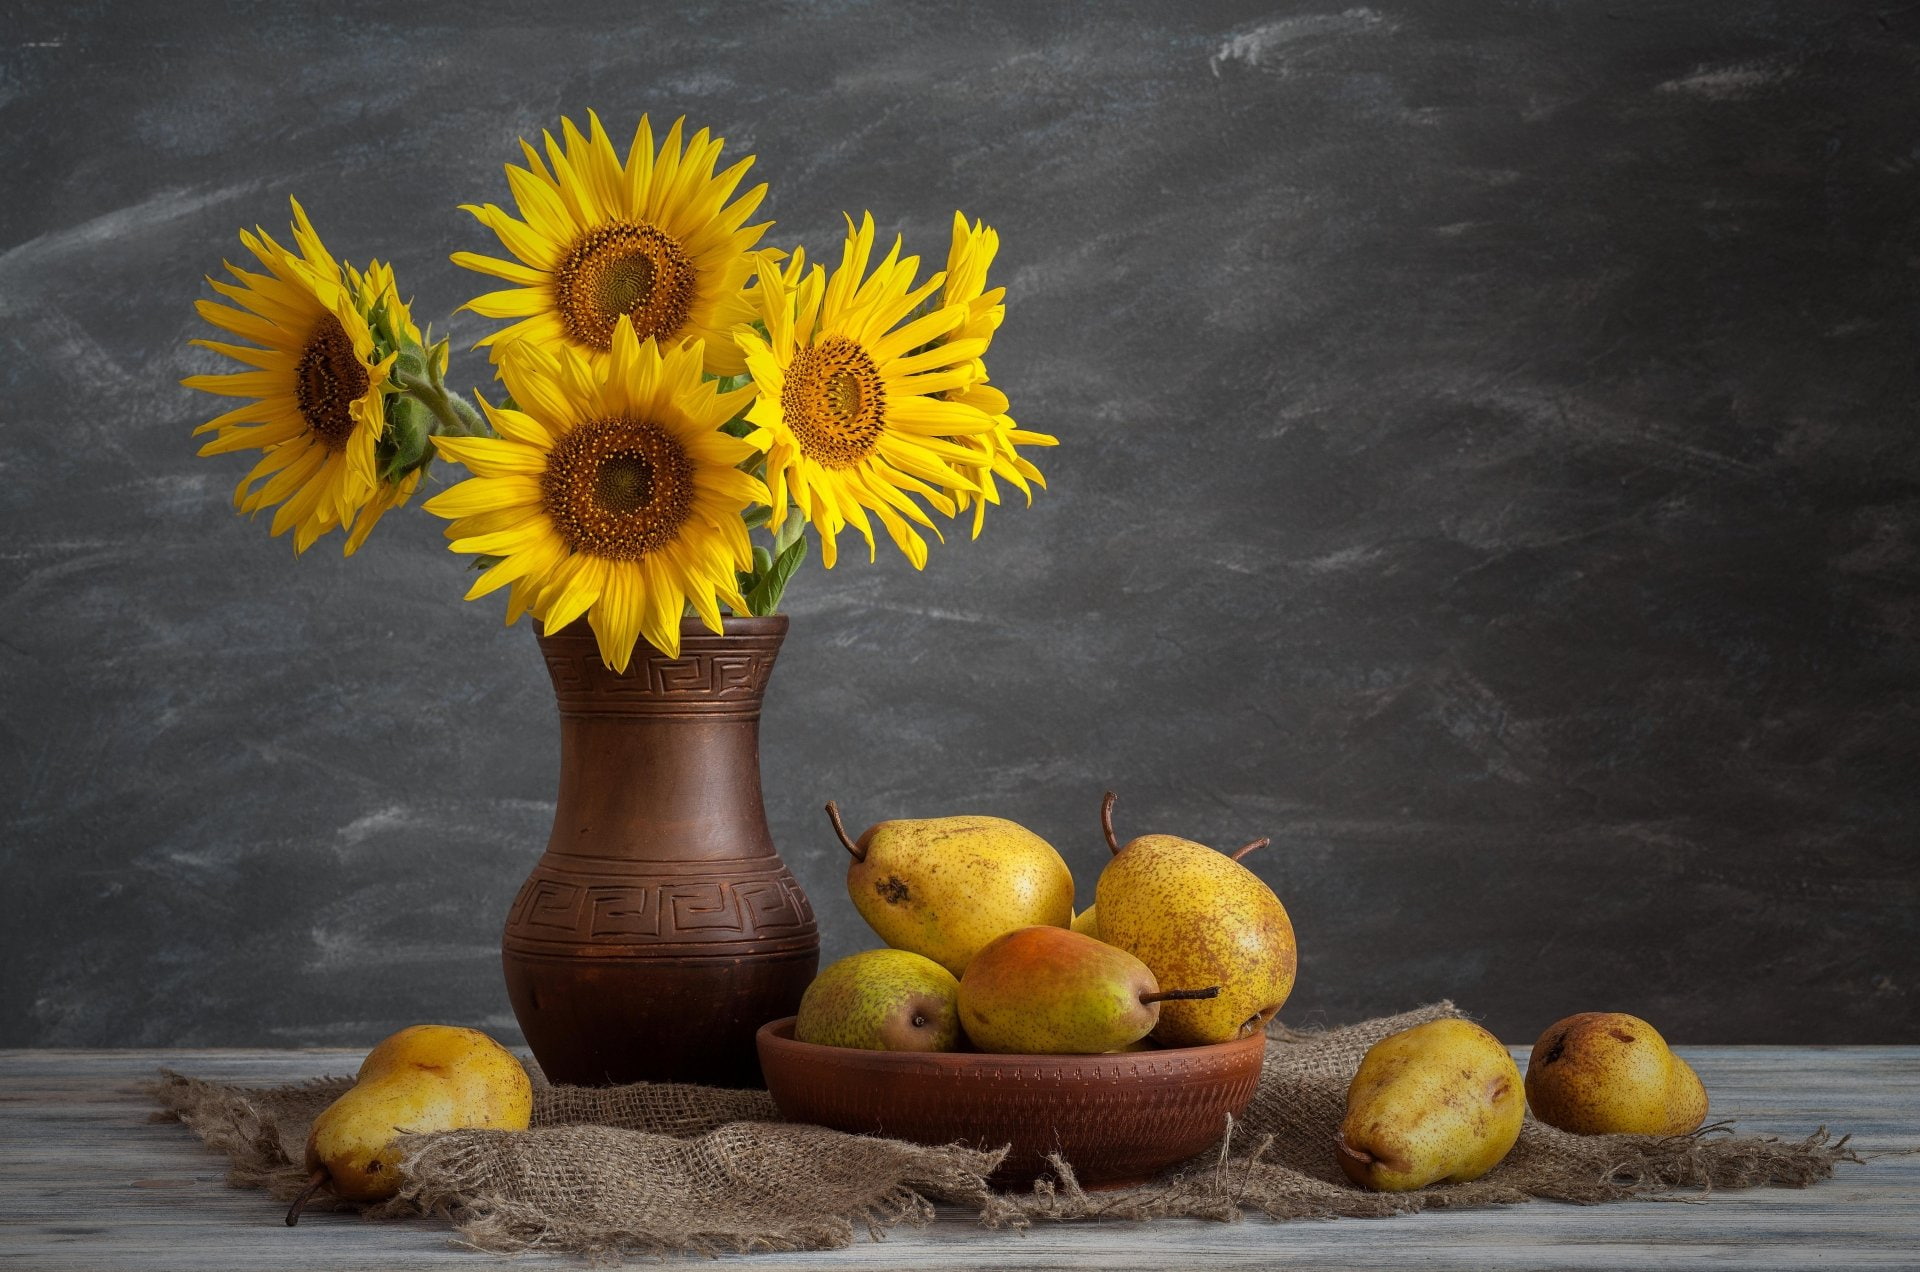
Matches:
[[1091, 792, 1296, 1046], [826, 802, 1074, 976], [957, 925, 1219, 1054], [1070, 905, 1100, 937], [1336, 1018, 1524, 1191], [286, 1025, 532, 1224], [795, 949, 961, 1051], [1525, 1012, 1708, 1135]]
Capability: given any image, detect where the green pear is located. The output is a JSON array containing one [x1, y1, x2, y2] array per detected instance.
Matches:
[[794, 948, 961, 1051], [958, 925, 1219, 1054], [826, 802, 1074, 976], [1525, 1012, 1707, 1135], [287, 1025, 532, 1224], [1092, 792, 1297, 1046], [1070, 905, 1100, 937], [1336, 1018, 1525, 1191]]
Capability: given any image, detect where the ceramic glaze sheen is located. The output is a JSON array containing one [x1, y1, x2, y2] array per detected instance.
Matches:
[[502, 616, 818, 1087]]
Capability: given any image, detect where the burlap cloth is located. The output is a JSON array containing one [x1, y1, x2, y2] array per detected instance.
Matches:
[[150, 1002, 1854, 1258]]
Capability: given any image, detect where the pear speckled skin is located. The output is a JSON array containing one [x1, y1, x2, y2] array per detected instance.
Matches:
[[305, 1025, 532, 1203], [1095, 833, 1296, 1047], [838, 811, 1075, 977], [1335, 1018, 1525, 1192], [1525, 1012, 1708, 1136], [958, 926, 1168, 1054], [794, 949, 961, 1051]]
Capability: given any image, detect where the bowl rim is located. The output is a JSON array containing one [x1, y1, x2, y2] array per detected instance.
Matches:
[[755, 1015, 1268, 1068]]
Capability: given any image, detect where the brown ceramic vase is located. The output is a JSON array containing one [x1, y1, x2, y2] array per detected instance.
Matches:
[[501, 615, 818, 1088]]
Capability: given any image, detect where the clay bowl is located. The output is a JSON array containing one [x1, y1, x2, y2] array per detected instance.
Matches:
[[755, 1017, 1266, 1189]]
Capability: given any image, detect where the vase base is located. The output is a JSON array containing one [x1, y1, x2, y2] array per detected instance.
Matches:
[[504, 946, 818, 1088]]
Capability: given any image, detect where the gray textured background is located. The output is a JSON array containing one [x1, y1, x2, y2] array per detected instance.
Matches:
[[2, 0, 1915, 1048]]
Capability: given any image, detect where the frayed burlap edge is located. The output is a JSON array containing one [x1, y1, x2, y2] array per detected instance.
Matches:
[[149, 1071, 357, 1215], [982, 1120, 1858, 1228]]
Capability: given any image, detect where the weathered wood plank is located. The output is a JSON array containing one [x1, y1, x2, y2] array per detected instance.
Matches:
[[0, 1048, 1914, 1270]]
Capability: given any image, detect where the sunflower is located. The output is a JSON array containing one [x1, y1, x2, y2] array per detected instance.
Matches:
[[184, 199, 397, 553], [424, 318, 766, 669], [734, 214, 996, 569], [454, 112, 770, 378], [938, 212, 1055, 538]]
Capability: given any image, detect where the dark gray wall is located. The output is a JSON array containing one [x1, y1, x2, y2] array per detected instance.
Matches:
[[2, 0, 1915, 1048]]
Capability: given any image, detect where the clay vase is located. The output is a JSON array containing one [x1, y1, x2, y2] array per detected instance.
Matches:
[[501, 614, 818, 1088]]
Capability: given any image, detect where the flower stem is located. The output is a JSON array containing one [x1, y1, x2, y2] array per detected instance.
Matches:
[[391, 362, 487, 439]]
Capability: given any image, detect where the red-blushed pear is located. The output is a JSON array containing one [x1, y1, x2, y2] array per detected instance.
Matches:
[[1336, 1018, 1525, 1191], [794, 949, 961, 1052], [286, 1026, 531, 1225], [1091, 792, 1297, 1047], [826, 802, 1074, 977], [957, 925, 1218, 1054], [1524, 1012, 1708, 1135]]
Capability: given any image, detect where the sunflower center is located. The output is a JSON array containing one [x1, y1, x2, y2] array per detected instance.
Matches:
[[294, 314, 368, 451], [553, 221, 697, 352], [594, 454, 653, 513], [541, 417, 694, 560], [782, 336, 886, 469]]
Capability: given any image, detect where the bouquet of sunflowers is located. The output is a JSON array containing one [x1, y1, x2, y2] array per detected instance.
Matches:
[[184, 113, 1053, 670]]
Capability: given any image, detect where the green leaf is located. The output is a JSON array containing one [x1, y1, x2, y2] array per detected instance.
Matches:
[[771, 511, 807, 555], [743, 504, 772, 529], [379, 396, 432, 480], [745, 534, 808, 616]]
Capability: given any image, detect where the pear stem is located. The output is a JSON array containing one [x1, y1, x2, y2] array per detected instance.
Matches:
[[284, 1168, 328, 1227], [1140, 986, 1222, 1005], [1229, 837, 1270, 862], [1100, 790, 1121, 855], [824, 801, 865, 863]]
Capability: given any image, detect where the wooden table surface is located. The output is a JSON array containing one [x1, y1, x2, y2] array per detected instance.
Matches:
[[1, 1047, 1914, 1270]]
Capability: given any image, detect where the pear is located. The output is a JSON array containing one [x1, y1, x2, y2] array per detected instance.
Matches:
[[794, 948, 961, 1051], [826, 802, 1074, 976], [1336, 1018, 1524, 1191], [1070, 905, 1100, 938], [286, 1024, 531, 1224], [1092, 792, 1296, 1046], [1525, 1012, 1707, 1136], [957, 925, 1219, 1054]]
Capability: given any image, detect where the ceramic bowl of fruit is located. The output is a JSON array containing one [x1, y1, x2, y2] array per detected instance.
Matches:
[[758, 1010, 1267, 1189], [758, 793, 1296, 1189]]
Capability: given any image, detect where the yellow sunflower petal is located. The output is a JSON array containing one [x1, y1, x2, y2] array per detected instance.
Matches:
[[422, 474, 545, 518]]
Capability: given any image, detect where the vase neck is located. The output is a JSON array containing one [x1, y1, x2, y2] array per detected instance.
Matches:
[[535, 619, 787, 865]]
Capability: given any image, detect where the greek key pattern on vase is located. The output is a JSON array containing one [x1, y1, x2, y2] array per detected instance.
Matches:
[[542, 639, 782, 717], [505, 871, 816, 952]]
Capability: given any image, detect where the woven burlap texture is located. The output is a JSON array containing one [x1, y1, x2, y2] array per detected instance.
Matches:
[[150, 1002, 1852, 1258]]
